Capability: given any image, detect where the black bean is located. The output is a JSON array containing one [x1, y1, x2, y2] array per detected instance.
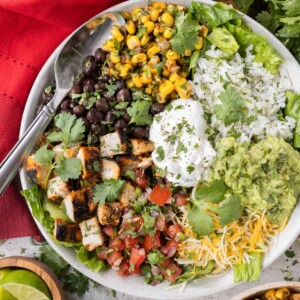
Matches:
[[82, 55, 97, 76], [99, 74, 110, 83], [83, 78, 95, 93], [94, 48, 107, 63], [74, 71, 86, 85], [69, 84, 82, 95], [73, 105, 85, 116], [60, 108, 73, 114], [105, 111, 117, 123], [116, 88, 131, 103], [122, 113, 131, 123], [116, 79, 126, 91], [103, 91, 115, 102], [91, 124, 107, 135], [133, 127, 149, 139], [81, 116, 90, 128], [60, 98, 71, 109], [95, 100, 110, 113], [151, 103, 165, 115], [114, 119, 127, 131], [69, 101, 76, 109], [94, 82, 106, 91], [86, 109, 104, 124]]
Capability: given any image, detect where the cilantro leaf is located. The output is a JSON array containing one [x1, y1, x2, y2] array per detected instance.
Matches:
[[195, 179, 228, 203], [93, 179, 125, 205], [55, 158, 82, 181], [34, 145, 55, 165], [155, 146, 165, 162], [127, 100, 152, 126], [256, 11, 280, 34], [147, 250, 166, 265], [171, 12, 201, 55], [63, 269, 90, 297], [141, 210, 156, 234], [105, 84, 118, 96], [47, 113, 86, 146], [213, 87, 244, 126]]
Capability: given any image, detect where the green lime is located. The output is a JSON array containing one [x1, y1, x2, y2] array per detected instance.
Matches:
[[0, 269, 52, 300], [0, 286, 17, 300], [0, 268, 12, 280]]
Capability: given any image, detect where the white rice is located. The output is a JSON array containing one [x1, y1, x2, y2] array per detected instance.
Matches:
[[190, 45, 296, 143]]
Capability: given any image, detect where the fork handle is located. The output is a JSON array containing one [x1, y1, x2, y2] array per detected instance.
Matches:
[[0, 103, 56, 197]]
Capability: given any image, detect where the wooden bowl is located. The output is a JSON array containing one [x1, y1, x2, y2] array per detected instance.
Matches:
[[0, 256, 65, 300], [232, 281, 300, 299]]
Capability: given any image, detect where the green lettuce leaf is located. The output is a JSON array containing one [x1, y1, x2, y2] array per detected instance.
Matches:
[[75, 247, 106, 272], [234, 252, 262, 282]]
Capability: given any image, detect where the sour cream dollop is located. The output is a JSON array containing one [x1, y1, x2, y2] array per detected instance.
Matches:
[[149, 99, 216, 187]]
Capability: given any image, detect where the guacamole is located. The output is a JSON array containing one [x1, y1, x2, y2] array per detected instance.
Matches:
[[209, 136, 300, 225]]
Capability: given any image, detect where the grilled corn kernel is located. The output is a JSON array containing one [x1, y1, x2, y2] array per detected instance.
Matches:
[[163, 27, 173, 39], [145, 87, 153, 94], [140, 35, 150, 46], [169, 73, 180, 83], [275, 288, 290, 299], [176, 5, 185, 11], [126, 78, 134, 89], [120, 12, 131, 21], [153, 24, 164, 36], [166, 50, 180, 60], [157, 92, 167, 103], [159, 80, 174, 95], [132, 73, 143, 88], [199, 25, 209, 37], [150, 68, 158, 75], [132, 7, 142, 18], [127, 35, 140, 50], [110, 51, 121, 63], [110, 68, 119, 78], [152, 2, 167, 11], [161, 13, 174, 25], [147, 46, 161, 58], [184, 49, 192, 56], [265, 290, 277, 300], [102, 39, 116, 52], [166, 4, 177, 16], [150, 9, 160, 22], [111, 26, 124, 43], [162, 69, 170, 77], [149, 55, 160, 67], [126, 20, 136, 34], [119, 64, 133, 78], [144, 21, 155, 33], [180, 71, 188, 78], [175, 78, 191, 98], [140, 71, 152, 84], [132, 53, 147, 64], [115, 62, 122, 72], [140, 11, 151, 24], [195, 37, 204, 50]]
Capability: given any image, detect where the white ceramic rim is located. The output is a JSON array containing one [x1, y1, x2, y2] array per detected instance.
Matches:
[[19, 0, 300, 299]]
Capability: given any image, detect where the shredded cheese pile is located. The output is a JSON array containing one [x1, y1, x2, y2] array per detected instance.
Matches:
[[175, 208, 281, 274]]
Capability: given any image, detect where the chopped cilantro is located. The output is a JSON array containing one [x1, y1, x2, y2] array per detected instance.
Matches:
[[186, 165, 195, 174], [156, 146, 165, 162], [127, 100, 152, 126], [105, 84, 118, 96]]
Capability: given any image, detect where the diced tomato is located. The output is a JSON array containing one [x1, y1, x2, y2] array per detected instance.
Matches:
[[117, 259, 130, 277], [148, 184, 172, 206], [134, 169, 149, 189], [107, 251, 123, 267], [129, 248, 146, 274], [158, 258, 171, 268], [122, 215, 143, 232], [97, 249, 108, 261], [167, 224, 184, 241], [160, 240, 178, 258], [155, 215, 167, 232], [174, 191, 189, 206], [109, 237, 125, 252], [124, 236, 139, 250], [161, 263, 182, 283], [143, 232, 161, 252], [102, 225, 115, 237]]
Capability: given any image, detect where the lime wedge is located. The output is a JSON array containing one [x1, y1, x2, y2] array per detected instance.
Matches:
[[0, 286, 17, 299], [0, 270, 52, 300], [0, 268, 12, 280]]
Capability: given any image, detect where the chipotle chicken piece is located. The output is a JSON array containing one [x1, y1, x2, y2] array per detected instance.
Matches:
[[130, 139, 154, 155], [100, 159, 120, 180], [77, 147, 100, 180], [26, 155, 51, 189], [47, 176, 72, 203], [97, 202, 123, 226], [120, 182, 137, 207], [54, 218, 82, 243], [116, 156, 139, 174], [137, 156, 152, 169], [79, 217, 105, 251], [84, 187, 97, 213], [100, 131, 128, 158], [53, 142, 82, 159], [63, 190, 88, 222]]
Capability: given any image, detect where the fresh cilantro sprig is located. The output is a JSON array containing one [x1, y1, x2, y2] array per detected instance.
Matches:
[[213, 87, 245, 126], [93, 179, 126, 205], [127, 100, 152, 126], [55, 157, 82, 181], [188, 179, 243, 236], [34, 145, 55, 166]]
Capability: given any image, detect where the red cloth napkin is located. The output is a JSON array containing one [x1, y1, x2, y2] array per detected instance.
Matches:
[[0, 0, 124, 239]]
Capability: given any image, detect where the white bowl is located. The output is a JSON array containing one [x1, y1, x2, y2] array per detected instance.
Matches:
[[19, 0, 300, 299]]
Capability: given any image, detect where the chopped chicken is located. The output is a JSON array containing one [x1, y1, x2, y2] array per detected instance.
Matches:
[[120, 182, 137, 207], [97, 202, 123, 226], [79, 217, 105, 251], [84, 187, 97, 213], [137, 156, 152, 169], [100, 159, 120, 180], [100, 131, 127, 158], [53, 142, 82, 158], [47, 176, 71, 203], [116, 156, 139, 174], [54, 218, 82, 243], [63, 190, 88, 222], [77, 147, 100, 180], [26, 155, 51, 189], [130, 139, 154, 155]]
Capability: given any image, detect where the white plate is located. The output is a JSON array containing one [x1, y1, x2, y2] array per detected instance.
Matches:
[[19, 0, 300, 298]]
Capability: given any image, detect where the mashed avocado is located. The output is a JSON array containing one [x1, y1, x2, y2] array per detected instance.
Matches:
[[209, 136, 300, 225]]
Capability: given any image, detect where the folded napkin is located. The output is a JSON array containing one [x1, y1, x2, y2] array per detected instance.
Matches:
[[0, 0, 124, 239]]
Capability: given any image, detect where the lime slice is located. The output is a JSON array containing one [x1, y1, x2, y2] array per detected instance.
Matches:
[[0, 270, 52, 300], [0, 286, 17, 300]]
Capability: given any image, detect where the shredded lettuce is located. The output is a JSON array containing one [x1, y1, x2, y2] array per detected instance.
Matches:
[[76, 247, 106, 272]]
